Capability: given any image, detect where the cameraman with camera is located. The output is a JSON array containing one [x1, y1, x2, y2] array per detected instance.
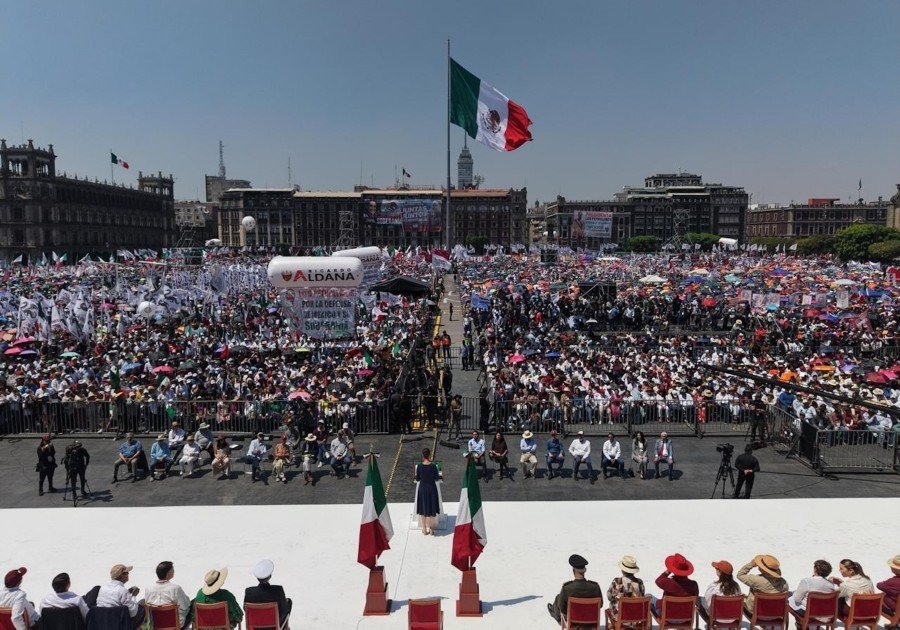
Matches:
[[64, 440, 90, 498], [733, 444, 760, 499]]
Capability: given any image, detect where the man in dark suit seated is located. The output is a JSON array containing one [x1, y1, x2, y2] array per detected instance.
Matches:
[[243, 560, 291, 630]]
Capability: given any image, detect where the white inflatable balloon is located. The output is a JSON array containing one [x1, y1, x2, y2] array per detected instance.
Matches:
[[267, 256, 363, 289], [137, 301, 154, 318], [241, 216, 257, 231], [331, 246, 382, 266], [205, 238, 223, 247]]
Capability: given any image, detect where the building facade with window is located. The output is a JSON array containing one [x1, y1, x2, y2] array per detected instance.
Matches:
[[217, 186, 527, 248], [545, 173, 747, 248], [745, 197, 890, 239], [0, 139, 176, 262]]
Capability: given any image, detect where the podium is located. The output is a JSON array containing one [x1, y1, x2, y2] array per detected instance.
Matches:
[[362, 566, 391, 616], [456, 568, 483, 617]]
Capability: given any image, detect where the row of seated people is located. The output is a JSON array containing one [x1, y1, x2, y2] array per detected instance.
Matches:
[[0, 559, 291, 630], [548, 552, 900, 629], [115, 423, 357, 485]]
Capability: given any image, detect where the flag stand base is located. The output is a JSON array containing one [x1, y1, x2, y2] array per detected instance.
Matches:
[[362, 566, 391, 616], [456, 568, 483, 617]]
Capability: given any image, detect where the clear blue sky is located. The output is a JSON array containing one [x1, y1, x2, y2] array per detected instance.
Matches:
[[3, 1, 898, 206]]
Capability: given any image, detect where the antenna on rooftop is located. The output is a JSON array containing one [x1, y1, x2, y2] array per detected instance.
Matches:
[[218, 140, 226, 178]]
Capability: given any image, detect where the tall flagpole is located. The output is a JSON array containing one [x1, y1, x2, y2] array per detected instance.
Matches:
[[445, 39, 451, 251], [110, 149, 115, 185]]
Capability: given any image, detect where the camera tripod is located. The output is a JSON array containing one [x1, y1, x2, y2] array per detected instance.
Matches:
[[62, 471, 92, 508], [710, 455, 735, 499]]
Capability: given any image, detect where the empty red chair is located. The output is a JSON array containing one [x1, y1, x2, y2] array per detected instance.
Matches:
[[653, 595, 697, 630], [840, 593, 884, 630], [0, 608, 26, 630], [788, 590, 839, 630], [743, 592, 789, 630], [195, 601, 235, 630], [244, 602, 287, 630], [563, 596, 602, 629], [148, 604, 181, 630], [408, 598, 442, 630], [706, 595, 745, 630], [605, 596, 651, 630]]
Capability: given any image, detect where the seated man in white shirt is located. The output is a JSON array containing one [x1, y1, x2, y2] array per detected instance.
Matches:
[[38, 573, 89, 621], [569, 431, 595, 484], [0, 567, 40, 630], [167, 421, 186, 460], [96, 564, 144, 629], [466, 431, 487, 479], [144, 561, 191, 629], [789, 559, 838, 616], [602, 433, 626, 479]]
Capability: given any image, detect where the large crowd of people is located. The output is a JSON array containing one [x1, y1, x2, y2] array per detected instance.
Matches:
[[0, 250, 439, 436], [453, 250, 899, 441]]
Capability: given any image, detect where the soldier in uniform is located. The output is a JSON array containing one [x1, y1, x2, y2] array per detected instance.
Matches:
[[548, 554, 604, 625]]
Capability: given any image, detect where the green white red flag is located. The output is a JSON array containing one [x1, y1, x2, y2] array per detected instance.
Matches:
[[357, 454, 394, 569], [110, 152, 129, 169], [450, 58, 532, 152], [451, 456, 487, 571]]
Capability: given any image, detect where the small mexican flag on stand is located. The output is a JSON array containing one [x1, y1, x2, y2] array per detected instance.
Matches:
[[357, 454, 394, 569], [111, 152, 129, 169], [451, 455, 487, 571], [451, 58, 532, 152]]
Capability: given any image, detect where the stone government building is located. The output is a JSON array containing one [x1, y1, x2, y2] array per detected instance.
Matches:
[[217, 186, 528, 248], [0, 139, 177, 262]]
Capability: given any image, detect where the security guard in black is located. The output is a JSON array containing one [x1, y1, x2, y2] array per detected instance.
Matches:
[[548, 554, 603, 623]]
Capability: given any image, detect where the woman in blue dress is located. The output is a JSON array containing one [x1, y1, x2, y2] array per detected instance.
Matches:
[[415, 447, 441, 535]]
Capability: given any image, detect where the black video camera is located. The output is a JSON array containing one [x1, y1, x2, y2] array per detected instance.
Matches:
[[716, 443, 734, 456]]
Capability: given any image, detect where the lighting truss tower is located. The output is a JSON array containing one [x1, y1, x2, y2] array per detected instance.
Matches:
[[663, 206, 692, 251], [333, 205, 357, 249]]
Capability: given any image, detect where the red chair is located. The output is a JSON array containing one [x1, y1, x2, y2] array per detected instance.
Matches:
[[562, 596, 602, 629], [148, 604, 181, 630], [408, 598, 442, 630], [195, 601, 237, 630], [743, 592, 789, 630], [788, 590, 839, 630], [652, 595, 697, 630], [605, 596, 651, 630], [0, 608, 26, 630], [706, 595, 745, 630], [244, 602, 288, 630], [840, 593, 884, 630]]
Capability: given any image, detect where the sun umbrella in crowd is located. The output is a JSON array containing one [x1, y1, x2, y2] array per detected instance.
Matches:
[[509, 354, 526, 364], [151, 365, 174, 374], [60, 351, 80, 358]]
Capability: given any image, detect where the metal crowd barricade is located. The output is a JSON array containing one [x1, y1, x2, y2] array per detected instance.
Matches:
[[815, 428, 899, 473]]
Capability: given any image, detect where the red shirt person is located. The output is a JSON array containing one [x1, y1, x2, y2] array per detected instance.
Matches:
[[654, 553, 699, 614]]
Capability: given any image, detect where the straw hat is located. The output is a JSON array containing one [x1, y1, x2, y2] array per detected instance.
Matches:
[[619, 555, 639, 574], [754, 554, 781, 577], [201, 567, 228, 595]]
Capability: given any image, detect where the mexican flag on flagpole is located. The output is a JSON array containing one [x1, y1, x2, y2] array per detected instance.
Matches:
[[110, 152, 129, 169], [357, 455, 394, 569], [451, 456, 487, 571], [450, 58, 532, 152]]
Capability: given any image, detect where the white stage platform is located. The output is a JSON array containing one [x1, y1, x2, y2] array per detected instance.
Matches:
[[3, 498, 897, 629]]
